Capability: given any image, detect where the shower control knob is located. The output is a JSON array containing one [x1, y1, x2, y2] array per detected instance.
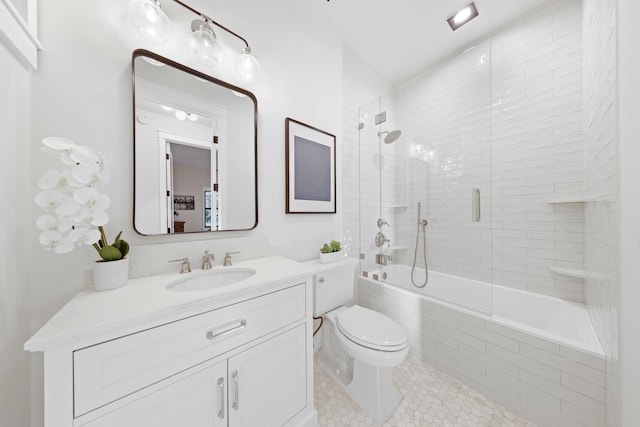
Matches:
[[375, 232, 390, 247]]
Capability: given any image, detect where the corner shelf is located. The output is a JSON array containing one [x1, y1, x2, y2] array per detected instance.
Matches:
[[548, 265, 586, 279], [387, 246, 408, 252], [388, 204, 408, 209]]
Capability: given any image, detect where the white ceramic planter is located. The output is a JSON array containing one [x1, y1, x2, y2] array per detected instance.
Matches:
[[93, 258, 129, 291], [319, 250, 343, 264]]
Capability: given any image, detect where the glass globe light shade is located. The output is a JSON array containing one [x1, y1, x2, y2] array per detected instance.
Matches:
[[235, 46, 261, 84], [128, 0, 172, 45], [189, 21, 221, 69]]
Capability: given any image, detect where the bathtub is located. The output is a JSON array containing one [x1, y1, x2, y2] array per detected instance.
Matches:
[[358, 264, 606, 427]]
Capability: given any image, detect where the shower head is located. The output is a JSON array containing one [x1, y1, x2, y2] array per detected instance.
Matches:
[[378, 129, 402, 144]]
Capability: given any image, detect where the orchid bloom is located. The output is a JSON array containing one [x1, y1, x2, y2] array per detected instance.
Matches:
[[36, 138, 112, 254]]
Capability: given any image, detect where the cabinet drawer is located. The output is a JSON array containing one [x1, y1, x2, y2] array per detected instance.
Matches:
[[73, 283, 306, 417]]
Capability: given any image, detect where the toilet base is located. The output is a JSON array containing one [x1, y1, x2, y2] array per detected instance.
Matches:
[[317, 353, 402, 424]]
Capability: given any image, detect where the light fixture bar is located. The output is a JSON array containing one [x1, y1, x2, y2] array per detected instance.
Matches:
[[447, 2, 479, 31], [172, 0, 249, 48]]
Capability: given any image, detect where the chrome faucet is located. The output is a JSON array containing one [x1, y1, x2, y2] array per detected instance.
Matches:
[[376, 253, 393, 265], [169, 257, 191, 274], [223, 251, 240, 266], [201, 250, 215, 270], [375, 231, 390, 247]]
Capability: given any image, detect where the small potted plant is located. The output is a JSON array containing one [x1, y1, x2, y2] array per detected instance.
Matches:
[[319, 239, 343, 264], [35, 137, 130, 291]]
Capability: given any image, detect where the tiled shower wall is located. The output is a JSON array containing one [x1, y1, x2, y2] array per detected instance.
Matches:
[[392, 0, 585, 301], [582, 0, 619, 425]]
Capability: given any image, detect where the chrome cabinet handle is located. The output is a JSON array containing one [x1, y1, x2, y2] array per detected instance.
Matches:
[[206, 320, 247, 340], [216, 377, 225, 419], [232, 370, 239, 410]]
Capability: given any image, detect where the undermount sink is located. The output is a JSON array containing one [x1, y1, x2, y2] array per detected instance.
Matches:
[[166, 268, 256, 292]]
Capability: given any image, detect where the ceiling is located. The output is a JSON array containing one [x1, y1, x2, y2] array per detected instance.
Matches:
[[290, 0, 549, 85]]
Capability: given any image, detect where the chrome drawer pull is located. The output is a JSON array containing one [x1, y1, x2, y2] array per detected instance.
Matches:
[[206, 320, 247, 340], [217, 377, 225, 419], [232, 370, 239, 410]]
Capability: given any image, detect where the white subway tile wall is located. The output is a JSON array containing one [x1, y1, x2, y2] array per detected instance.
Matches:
[[391, 0, 585, 302], [358, 278, 606, 427], [582, 0, 619, 425]]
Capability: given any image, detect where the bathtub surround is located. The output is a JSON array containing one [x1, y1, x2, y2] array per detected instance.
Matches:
[[358, 275, 606, 427]]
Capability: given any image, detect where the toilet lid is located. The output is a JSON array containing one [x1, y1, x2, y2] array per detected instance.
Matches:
[[336, 305, 407, 351]]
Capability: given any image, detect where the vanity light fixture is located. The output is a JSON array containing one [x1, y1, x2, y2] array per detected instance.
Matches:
[[447, 2, 479, 31], [189, 19, 222, 68], [173, 0, 262, 84], [128, 0, 172, 44]]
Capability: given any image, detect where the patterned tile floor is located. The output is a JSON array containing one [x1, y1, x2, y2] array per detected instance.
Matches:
[[314, 355, 537, 427]]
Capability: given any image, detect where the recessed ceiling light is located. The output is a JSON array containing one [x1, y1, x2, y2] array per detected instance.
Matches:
[[447, 2, 479, 31]]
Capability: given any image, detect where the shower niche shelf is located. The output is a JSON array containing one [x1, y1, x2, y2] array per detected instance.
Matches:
[[388, 204, 408, 209], [547, 265, 586, 279], [547, 195, 586, 204], [387, 246, 408, 252]]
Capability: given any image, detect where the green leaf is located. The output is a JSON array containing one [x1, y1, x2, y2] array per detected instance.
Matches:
[[99, 245, 123, 261]]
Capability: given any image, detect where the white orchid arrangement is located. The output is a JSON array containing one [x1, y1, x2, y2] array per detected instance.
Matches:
[[35, 137, 129, 261]]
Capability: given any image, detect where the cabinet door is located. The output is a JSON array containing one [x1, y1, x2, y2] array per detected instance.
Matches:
[[228, 325, 307, 427], [78, 360, 228, 427]]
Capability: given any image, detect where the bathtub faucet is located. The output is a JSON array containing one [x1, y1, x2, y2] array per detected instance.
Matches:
[[375, 253, 393, 265]]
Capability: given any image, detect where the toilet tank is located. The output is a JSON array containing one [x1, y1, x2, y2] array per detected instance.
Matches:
[[308, 258, 358, 315]]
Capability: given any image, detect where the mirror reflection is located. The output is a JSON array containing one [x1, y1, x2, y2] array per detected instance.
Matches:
[[132, 50, 257, 234]]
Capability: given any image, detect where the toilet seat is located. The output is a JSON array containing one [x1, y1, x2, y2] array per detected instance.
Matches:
[[336, 305, 407, 351]]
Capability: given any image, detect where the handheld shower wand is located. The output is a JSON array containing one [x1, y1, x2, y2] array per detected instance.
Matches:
[[411, 202, 429, 288]]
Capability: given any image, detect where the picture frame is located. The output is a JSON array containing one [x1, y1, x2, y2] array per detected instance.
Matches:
[[285, 117, 336, 214], [174, 195, 195, 210]]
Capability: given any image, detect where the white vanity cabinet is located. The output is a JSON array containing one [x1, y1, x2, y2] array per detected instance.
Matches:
[[79, 325, 306, 427], [25, 256, 317, 427]]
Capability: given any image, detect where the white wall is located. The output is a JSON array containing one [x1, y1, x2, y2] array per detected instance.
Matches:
[[0, 32, 32, 427], [25, 0, 342, 425], [617, 0, 640, 425]]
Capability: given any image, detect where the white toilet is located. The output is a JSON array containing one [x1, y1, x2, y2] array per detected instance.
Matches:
[[312, 259, 408, 424]]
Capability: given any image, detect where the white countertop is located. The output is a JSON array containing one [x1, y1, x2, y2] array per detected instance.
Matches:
[[25, 256, 315, 352]]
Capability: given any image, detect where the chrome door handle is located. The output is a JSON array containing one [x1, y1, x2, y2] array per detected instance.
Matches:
[[216, 377, 225, 419], [206, 320, 247, 340], [472, 188, 480, 222], [232, 370, 239, 410]]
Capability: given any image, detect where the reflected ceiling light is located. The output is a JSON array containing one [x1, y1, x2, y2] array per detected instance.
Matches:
[[174, 110, 187, 120], [127, 0, 172, 44], [141, 56, 166, 66], [447, 2, 479, 31], [161, 104, 172, 111], [187, 113, 198, 121], [190, 19, 222, 68]]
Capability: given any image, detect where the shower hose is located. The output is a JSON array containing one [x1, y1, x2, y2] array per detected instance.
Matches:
[[411, 220, 429, 288]]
